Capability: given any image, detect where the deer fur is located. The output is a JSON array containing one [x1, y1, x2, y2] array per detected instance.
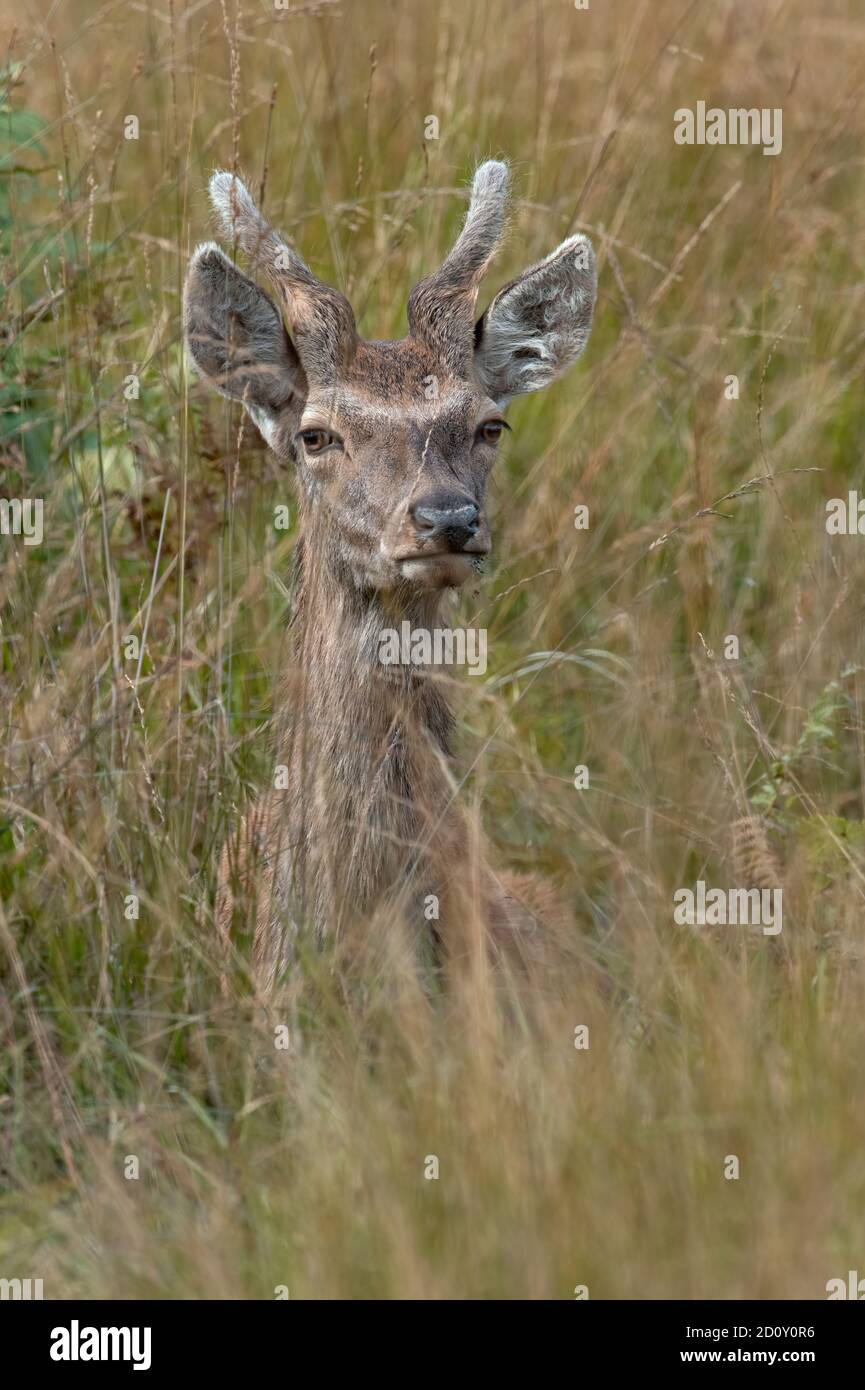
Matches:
[[184, 161, 596, 988]]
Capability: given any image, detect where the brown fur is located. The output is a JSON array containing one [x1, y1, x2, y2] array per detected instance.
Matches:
[[186, 163, 596, 989]]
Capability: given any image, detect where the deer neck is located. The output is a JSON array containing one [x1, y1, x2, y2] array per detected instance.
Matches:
[[286, 532, 456, 782], [275, 531, 460, 918]]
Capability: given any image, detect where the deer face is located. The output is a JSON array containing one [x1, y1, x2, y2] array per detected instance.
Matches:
[[184, 164, 596, 595]]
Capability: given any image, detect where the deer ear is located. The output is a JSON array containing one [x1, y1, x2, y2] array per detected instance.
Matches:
[[474, 234, 596, 403], [183, 242, 304, 439]]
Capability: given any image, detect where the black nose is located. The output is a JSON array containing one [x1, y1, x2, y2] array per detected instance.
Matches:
[[410, 493, 480, 551]]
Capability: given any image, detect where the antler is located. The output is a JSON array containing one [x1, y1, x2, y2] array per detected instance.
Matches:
[[208, 171, 357, 384], [407, 160, 510, 373]]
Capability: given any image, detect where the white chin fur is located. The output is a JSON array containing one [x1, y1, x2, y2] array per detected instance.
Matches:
[[398, 555, 476, 589]]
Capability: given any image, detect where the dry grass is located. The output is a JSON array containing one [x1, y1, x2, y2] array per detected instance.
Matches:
[[1, 0, 864, 1298]]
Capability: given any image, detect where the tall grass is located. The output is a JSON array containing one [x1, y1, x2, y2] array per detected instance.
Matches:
[[1, 0, 864, 1298]]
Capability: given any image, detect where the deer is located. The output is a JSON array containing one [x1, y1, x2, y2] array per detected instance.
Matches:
[[183, 161, 597, 991]]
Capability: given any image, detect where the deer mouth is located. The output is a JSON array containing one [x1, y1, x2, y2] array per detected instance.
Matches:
[[395, 546, 488, 562], [394, 549, 487, 589]]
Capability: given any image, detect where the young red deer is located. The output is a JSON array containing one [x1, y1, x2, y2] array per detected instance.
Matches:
[[184, 162, 596, 988]]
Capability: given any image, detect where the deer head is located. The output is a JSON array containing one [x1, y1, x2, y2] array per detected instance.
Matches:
[[184, 161, 596, 597]]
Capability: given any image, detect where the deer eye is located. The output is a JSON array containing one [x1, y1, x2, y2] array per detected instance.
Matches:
[[478, 419, 509, 445], [298, 428, 341, 454]]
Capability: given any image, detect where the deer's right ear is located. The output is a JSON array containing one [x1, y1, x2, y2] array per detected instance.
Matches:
[[183, 242, 304, 439]]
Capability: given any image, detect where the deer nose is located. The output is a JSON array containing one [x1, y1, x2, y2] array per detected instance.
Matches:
[[410, 494, 480, 551]]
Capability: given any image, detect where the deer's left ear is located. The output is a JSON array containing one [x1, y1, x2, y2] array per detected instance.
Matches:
[[474, 234, 596, 403]]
